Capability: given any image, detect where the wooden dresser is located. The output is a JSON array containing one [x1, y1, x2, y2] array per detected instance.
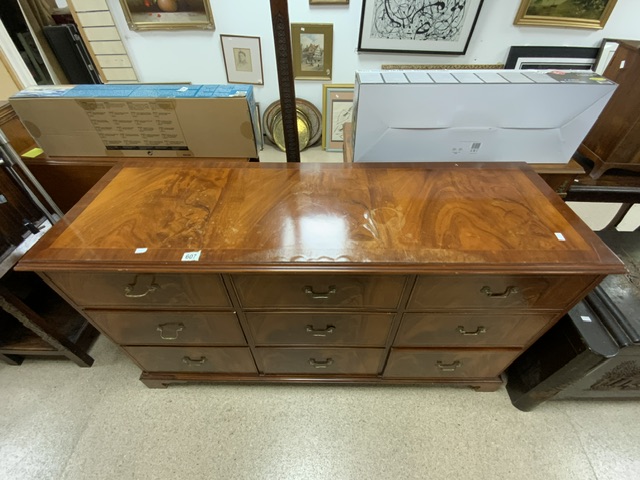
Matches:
[[16, 161, 624, 389]]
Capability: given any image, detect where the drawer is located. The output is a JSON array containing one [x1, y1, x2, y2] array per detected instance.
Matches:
[[395, 312, 556, 347], [124, 346, 256, 373], [232, 274, 406, 309], [256, 348, 384, 375], [246, 312, 394, 346], [408, 275, 595, 310], [47, 272, 231, 308], [384, 348, 521, 379], [86, 311, 246, 346]]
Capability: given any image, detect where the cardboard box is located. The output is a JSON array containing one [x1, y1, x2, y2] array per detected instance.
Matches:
[[9, 84, 259, 158], [352, 70, 617, 164]]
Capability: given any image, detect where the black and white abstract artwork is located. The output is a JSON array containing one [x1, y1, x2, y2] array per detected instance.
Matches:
[[358, 0, 484, 55]]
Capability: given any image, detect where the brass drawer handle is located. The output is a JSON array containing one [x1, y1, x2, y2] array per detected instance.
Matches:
[[124, 275, 160, 298], [306, 325, 336, 337], [304, 285, 337, 299], [157, 323, 185, 340], [309, 357, 334, 368], [457, 326, 486, 336], [480, 286, 519, 298], [436, 360, 461, 372], [182, 356, 206, 366]]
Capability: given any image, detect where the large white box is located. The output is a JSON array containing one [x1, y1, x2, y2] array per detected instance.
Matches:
[[352, 70, 616, 164]]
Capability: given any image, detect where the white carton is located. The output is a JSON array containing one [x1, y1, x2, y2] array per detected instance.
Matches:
[[352, 70, 616, 164]]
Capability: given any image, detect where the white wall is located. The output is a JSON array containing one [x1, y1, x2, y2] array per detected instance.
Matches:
[[107, 0, 640, 110]]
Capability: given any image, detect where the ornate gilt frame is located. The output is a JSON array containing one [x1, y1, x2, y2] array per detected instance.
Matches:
[[514, 0, 617, 29], [119, 0, 214, 31]]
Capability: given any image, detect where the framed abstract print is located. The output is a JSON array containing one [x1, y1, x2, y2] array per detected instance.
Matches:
[[358, 0, 484, 55]]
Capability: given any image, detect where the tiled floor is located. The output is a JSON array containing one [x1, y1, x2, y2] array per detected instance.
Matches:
[[1, 146, 639, 480]]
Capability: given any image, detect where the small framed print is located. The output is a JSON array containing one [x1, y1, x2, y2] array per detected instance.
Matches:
[[291, 23, 333, 80], [220, 35, 264, 85], [322, 84, 354, 152]]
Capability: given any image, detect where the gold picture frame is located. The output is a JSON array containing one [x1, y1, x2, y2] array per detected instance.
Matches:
[[322, 84, 354, 152], [381, 64, 504, 70], [291, 23, 333, 80], [514, 0, 617, 29], [310, 0, 349, 4], [119, 0, 214, 31]]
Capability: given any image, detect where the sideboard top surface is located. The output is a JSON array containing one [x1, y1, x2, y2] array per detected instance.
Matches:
[[18, 160, 624, 274]]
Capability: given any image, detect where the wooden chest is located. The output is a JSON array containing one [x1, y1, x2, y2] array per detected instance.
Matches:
[[17, 160, 624, 389]]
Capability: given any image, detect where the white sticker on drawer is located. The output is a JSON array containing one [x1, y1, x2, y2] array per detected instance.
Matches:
[[182, 250, 201, 261], [580, 315, 592, 323], [555, 232, 566, 241], [134, 248, 147, 254]]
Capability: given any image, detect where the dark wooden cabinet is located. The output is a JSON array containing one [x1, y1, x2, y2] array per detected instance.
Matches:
[[507, 231, 640, 410], [580, 40, 640, 178], [0, 260, 98, 366], [17, 161, 623, 388], [0, 114, 99, 366]]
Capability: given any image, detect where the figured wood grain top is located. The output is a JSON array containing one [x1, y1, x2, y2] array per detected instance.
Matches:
[[18, 160, 624, 274]]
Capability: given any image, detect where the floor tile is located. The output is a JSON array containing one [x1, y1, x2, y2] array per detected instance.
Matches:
[[553, 401, 640, 480], [52, 341, 599, 480]]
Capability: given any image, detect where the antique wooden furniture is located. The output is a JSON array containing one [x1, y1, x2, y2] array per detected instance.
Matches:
[[579, 40, 640, 179], [17, 161, 623, 388], [341, 122, 585, 197], [0, 267, 98, 367], [0, 152, 98, 366], [507, 231, 640, 411], [1, 103, 251, 213]]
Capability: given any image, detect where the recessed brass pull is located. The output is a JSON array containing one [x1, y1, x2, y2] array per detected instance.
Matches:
[[306, 325, 336, 337], [480, 285, 519, 298], [309, 358, 334, 368], [182, 356, 206, 366], [436, 360, 461, 372], [304, 285, 337, 299], [157, 323, 185, 340], [124, 275, 160, 298], [457, 326, 486, 336]]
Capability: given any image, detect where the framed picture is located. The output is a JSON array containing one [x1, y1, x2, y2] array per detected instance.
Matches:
[[322, 84, 354, 152], [358, 0, 484, 55], [291, 24, 333, 80], [514, 0, 618, 29], [220, 35, 264, 85], [119, 0, 214, 31], [310, 0, 349, 4], [381, 64, 504, 70], [594, 39, 620, 74], [505, 46, 599, 70]]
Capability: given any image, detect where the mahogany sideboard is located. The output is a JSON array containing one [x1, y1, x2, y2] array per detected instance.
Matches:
[[16, 161, 624, 388]]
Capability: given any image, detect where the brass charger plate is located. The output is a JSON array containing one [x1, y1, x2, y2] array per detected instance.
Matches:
[[263, 101, 280, 144], [295, 98, 322, 147], [272, 109, 311, 152], [264, 99, 320, 149]]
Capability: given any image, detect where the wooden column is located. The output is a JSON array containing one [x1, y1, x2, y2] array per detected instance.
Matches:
[[270, 0, 300, 162]]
